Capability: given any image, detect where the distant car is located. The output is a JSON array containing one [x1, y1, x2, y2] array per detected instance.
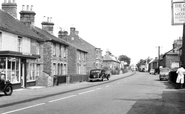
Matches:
[[159, 67, 171, 81], [149, 69, 155, 75], [89, 69, 110, 82]]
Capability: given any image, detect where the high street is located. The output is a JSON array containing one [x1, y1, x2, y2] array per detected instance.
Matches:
[[1, 72, 185, 114]]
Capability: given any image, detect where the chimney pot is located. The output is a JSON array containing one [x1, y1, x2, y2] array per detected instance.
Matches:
[[13, 0, 15, 3], [30, 5, 33, 11], [50, 17, 52, 22], [47, 17, 49, 22], [8, 0, 11, 3], [27, 5, 29, 11], [22, 5, 25, 11], [4, 0, 7, 3]]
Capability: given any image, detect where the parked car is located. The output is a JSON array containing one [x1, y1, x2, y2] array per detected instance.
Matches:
[[0, 73, 13, 95], [159, 67, 171, 81], [89, 69, 110, 82], [149, 69, 155, 75]]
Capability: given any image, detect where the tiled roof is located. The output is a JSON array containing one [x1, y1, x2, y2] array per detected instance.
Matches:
[[32, 26, 68, 46], [0, 9, 43, 41], [67, 35, 89, 52], [103, 55, 119, 63]]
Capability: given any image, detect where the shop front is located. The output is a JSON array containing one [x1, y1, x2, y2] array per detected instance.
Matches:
[[0, 51, 40, 89]]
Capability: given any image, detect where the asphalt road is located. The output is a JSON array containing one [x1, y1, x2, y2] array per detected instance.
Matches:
[[1, 72, 185, 114]]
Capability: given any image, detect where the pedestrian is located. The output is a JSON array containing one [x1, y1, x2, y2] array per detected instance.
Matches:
[[176, 65, 185, 89]]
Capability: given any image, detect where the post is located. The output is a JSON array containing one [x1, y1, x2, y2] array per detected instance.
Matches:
[[182, 25, 185, 67], [158, 46, 160, 74]]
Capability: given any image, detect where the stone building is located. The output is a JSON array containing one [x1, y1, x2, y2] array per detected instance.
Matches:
[[0, 1, 44, 89], [102, 50, 120, 75]]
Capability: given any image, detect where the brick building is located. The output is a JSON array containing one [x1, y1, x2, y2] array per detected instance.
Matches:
[[0, 1, 44, 89], [58, 27, 103, 76], [162, 38, 182, 69], [58, 30, 88, 83]]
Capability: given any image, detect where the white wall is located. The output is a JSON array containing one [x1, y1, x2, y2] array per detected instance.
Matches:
[[1, 31, 31, 53]]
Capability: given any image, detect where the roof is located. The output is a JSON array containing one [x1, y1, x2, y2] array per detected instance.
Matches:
[[0, 9, 43, 41], [163, 47, 180, 57], [32, 26, 68, 46], [103, 55, 120, 63], [67, 35, 89, 52]]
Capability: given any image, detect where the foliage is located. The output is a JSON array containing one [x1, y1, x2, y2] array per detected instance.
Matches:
[[136, 57, 153, 69], [118, 55, 131, 66]]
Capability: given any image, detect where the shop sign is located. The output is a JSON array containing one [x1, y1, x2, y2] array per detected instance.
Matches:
[[172, 1, 185, 25]]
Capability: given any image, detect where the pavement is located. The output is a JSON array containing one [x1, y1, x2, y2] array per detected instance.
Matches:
[[13, 71, 135, 92]]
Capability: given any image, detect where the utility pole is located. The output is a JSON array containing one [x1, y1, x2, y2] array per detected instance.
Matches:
[[158, 46, 160, 74], [182, 25, 185, 67]]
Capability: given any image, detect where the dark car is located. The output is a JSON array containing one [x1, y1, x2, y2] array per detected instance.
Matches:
[[89, 69, 110, 82], [0, 73, 13, 95]]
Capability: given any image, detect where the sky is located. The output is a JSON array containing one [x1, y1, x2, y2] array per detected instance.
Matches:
[[0, 0, 184, 65]]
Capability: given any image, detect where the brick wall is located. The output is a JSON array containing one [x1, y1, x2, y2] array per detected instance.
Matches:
[[68, 45, 77, 75], [165, 54, 179, 68], [43, 42, 52, 75]]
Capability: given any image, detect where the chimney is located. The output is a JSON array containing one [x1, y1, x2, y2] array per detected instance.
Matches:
[[70, 27, 76, 35], [19, 5, 36, 28], [58, 29, 68, 41], [41, 16, 54, 35], [2, 0, 17, 18]]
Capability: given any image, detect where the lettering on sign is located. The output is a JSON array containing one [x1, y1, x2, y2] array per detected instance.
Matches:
[[172, 2, 185, 25]]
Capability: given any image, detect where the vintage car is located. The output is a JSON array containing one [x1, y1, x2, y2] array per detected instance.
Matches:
[[0, 73, 13, 95], [89, 69, 110, 82], [159, 67, 171, 81], [149, 69, 155, 75]]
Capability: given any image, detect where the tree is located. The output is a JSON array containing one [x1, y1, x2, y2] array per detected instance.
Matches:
[[118, 55, 131, 66]]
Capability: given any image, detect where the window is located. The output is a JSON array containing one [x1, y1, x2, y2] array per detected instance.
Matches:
[[53, 63, 56, 75], [59, 45, 61, 57], [64, 46, 67, 58], [36, 42, 40, 55], [7, 58, 20, 83], [27, 60, 36, 81], [18, 37, 22, 52], [53, 43, 56, 56]]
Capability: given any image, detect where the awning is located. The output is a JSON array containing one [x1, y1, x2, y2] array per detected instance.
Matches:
[[0, 51, 40, 59]]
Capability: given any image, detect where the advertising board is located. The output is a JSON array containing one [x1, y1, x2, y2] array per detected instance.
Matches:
[[172, 1, 185, 25]]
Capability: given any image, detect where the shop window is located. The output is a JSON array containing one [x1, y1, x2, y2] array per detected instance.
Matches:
[[27, 60, 36, 81], [7, 58, 20, 83]]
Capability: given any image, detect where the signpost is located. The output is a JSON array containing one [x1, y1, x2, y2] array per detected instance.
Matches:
[[172, 1, 185, 25], [172, 0, 185, 67]]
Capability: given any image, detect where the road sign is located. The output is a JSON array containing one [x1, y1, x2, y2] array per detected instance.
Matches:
[[172, 1, 185, 25]]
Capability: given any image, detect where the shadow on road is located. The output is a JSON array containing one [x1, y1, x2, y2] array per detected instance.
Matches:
[[125, 90, 185, 114]]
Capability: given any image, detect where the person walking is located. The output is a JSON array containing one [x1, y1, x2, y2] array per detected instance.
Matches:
[[176, 65, 185, 89]]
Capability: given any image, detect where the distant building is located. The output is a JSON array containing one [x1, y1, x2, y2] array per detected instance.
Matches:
[[102, 50, 120, 74]]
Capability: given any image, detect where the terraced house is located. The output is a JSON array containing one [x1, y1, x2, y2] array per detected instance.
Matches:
[[0, 1, 44, 89]]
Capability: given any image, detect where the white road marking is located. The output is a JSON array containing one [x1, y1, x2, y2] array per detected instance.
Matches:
[[49, 95, 77, 103], [78, 90, 95, 95], [96, 88, 102, 90], [2, 103, 45, 114], [105, 85, 110, 87]]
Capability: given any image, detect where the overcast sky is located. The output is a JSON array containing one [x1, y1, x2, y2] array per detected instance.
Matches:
[[0, 0, 183, 65]]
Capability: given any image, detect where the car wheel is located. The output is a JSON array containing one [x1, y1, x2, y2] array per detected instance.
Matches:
[[4, 85, 13, 96]]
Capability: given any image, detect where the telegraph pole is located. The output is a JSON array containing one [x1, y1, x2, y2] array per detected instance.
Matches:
[[181, 6, 185, 68], [158, 46, 160, 74]]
